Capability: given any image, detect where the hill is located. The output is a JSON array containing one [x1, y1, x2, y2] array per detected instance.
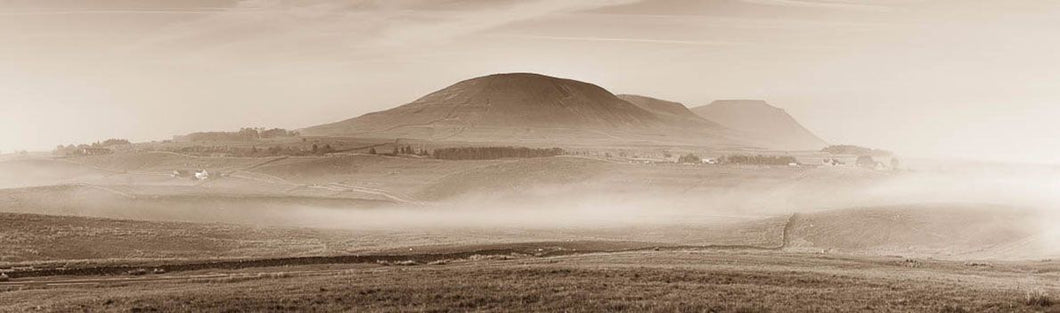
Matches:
[[691, 100, 827, 150], [616, 94, 722, 128], [303, 73, 736, 146]]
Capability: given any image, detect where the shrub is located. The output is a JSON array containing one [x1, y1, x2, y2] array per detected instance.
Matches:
[[1025, 290, 1054, 307], [677, 153, 702, 164]]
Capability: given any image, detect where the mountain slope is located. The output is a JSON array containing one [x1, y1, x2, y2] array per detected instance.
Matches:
[[303, 73, 735, 146], [616, 94, 722, 128], [691, 100, 827, 150]]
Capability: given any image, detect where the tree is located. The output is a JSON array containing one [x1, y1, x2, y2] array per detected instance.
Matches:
[[856, 155, 877, 168], [368, 147, 377, 154], [677, 153, 702, 164], [312, 144, 319, 154]]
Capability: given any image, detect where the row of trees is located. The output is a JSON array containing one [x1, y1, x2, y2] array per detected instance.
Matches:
[[431, 146, 565, 160], [178, 128, 300, 142], [369, 145, 429, 156], [53, 139, 131, 156], [166, 144, 334, 157], [822, 145, 892, 156], [720, 154, 797, 165]]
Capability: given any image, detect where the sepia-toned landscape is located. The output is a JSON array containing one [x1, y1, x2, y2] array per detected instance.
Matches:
[[2, 1, 1060, 312]]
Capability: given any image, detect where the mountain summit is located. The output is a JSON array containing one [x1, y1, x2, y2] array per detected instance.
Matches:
[[691, 100, 827, 150]]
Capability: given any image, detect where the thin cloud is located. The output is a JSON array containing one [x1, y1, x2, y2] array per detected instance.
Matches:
[[739, 0, 895, 12], [493, 34, 744, 47], [96, 0, 649, 70], [492, 34, 846, 51], [0, 8, 235, 16]]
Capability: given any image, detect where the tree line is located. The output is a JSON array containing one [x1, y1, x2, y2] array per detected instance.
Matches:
[[431, 146, 565, 160], [177, 128, 300, 142], [720, 154, 797, 165], [163, 144, 335, 157], [370, 145, 429, 156], [53, 139, 131, 156], [822, 145, 892, 156]]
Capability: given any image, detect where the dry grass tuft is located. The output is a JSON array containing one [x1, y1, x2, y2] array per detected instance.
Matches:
[[1024, 290, 1054, 307]]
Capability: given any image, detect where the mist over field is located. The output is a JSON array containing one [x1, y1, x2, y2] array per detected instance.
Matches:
[[3, 1, 1060, 311]]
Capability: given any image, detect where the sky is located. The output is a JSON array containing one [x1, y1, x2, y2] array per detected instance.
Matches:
[[1, 0, 1058, 164]]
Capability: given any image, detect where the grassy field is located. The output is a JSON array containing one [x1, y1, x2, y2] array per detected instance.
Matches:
[[0, 204, 1047, 266], [1, 151, 1057, 311], [1, 250, 1058, 312], [0, 212, 783, 266]]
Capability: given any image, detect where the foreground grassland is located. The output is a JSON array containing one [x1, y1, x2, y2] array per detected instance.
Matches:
[[2, 251, 1058, 312]]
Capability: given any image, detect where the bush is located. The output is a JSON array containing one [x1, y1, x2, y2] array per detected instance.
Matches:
[[677, 153, 702, 164], [1025, 291, 1054, 307]]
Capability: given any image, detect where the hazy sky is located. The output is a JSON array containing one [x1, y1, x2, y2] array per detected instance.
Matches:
[[2, 0, 1058, 164]]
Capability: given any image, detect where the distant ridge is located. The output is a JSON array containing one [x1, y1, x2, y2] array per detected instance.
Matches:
[[616, 94, 722, 128], [691, 100, 827, 150], [303, 73, 735, 146]]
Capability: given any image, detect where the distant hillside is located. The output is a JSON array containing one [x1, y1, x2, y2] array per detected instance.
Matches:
[[691, 100, 827, 150], [303, 73, 736, 147], [616, 94, 722, 128]]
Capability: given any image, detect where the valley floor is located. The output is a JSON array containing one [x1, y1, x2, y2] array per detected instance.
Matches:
[[2, 249, 1058, 313]]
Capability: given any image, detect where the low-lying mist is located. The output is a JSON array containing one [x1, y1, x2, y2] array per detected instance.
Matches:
[[2, 157, 1057, 258]]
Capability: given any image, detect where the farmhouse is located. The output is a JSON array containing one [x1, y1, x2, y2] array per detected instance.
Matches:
[[172, 169, 211, 180]]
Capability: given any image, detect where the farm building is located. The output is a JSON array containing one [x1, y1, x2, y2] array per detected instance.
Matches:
[[172, 169, 211, 180]]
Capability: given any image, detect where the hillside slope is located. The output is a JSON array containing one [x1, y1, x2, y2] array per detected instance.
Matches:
[[692, 100, 827, 150], [617, 94, 722, 128]]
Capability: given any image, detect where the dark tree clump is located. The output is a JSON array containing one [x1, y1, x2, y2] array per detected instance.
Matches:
[[432, 146, 565, 160]]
